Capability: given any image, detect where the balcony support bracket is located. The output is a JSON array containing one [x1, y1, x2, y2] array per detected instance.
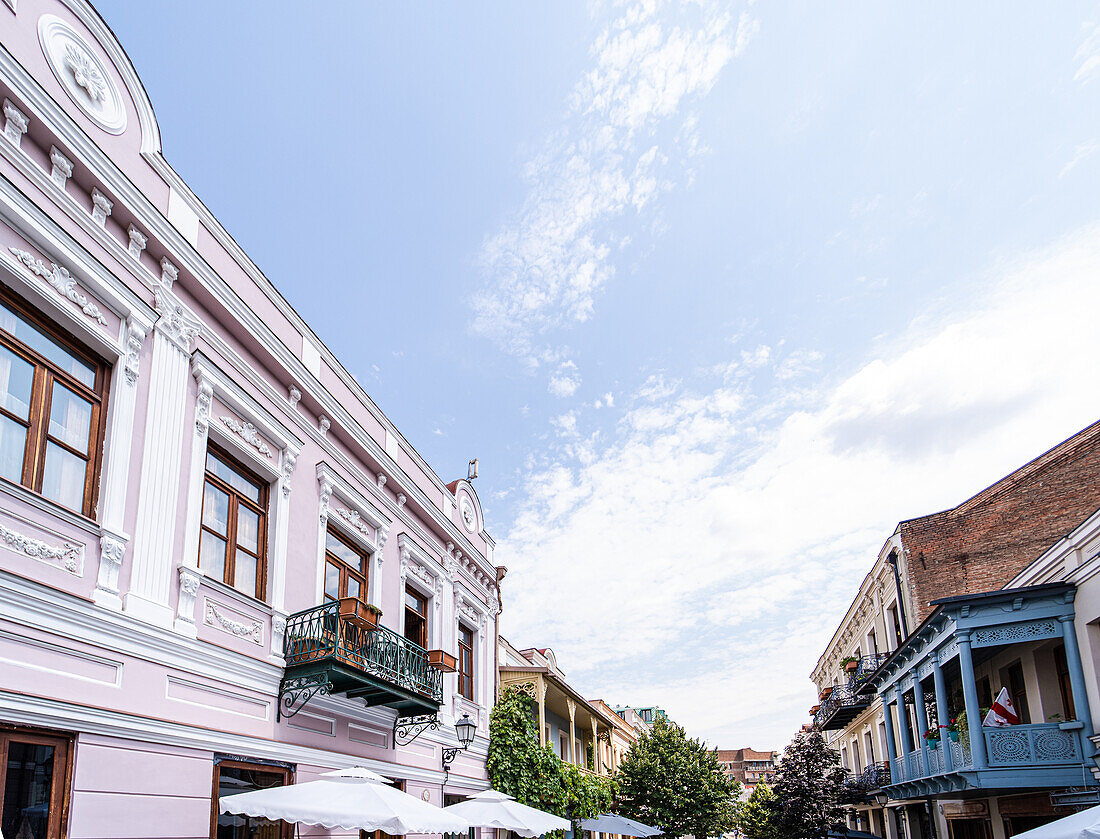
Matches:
[[394, 712, 440, 747], [278, 673, 333, 721]]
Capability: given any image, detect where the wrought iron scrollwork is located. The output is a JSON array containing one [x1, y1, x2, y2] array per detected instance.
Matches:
[[278, 673, 332, 721], [442, 746, 461, 783], [394, 712, 440, 746]]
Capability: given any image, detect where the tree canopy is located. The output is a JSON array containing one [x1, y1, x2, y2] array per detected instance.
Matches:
[[616, 716, 739, 839], [770, 730, 847, 839], [736, 783, 781, 839]]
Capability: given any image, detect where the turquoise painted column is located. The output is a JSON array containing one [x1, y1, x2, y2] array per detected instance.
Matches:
[[883, 696, 900, 780], [1059, 615, 1096, 757], [932, 652, 955, 773], [911, 674, 930, 777], [956, 630, 987, 769]]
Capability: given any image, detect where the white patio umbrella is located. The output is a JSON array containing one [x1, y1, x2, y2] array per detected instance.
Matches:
[[442, 788, 571, 837], [582, 813, 662, 837], [220, 766, 471, 833], [1013, 805, 1100, 839]]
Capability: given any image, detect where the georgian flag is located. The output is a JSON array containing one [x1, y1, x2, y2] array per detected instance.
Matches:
[[982, 687, 1020, 727]]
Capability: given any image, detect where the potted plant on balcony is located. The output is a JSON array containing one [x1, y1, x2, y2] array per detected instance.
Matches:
[[810, 704, 820, 715], [820, 686, 834, 700], [840, 655, 859, 674], [339, 598, 382, 629], [943, 719, 960, 742], [428, 650, 458, 671], [923, 728, 940, 750]]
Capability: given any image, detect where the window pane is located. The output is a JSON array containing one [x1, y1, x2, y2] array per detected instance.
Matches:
[[326, 530, 364, 567], [48, 382, 92, 453], [346, 575, 361, 601], [0, 301, 95, 388], [199, 532, 227, 580], [0, 415, 27, 483], [324, 561, 340, 601], [202, 483, 230, 535], [405, 589, 425, 614], [2, 740, 55, 839], [0, 345, 33, 420], [40, 441, 85, 511], [206, 451, 262, 503], [236, 506, 260, 552], [234, 549, 258, 597]]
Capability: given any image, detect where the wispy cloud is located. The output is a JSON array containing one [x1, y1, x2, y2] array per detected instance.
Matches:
[[1075, 21, 1100, 85], [498, 223, 1100, 748], [471, 0, 757, 369], [1060, 138, 1099, 178]]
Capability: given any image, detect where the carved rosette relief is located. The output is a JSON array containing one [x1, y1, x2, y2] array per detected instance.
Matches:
[[38, 16, 126, 134]]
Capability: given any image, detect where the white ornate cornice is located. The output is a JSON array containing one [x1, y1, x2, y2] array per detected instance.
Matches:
[[219, 415, 273, 458], [3, 99, 28, 146], [8, 247, 108, 326], [153, 285, 201, 352], [127, 225, 147, 259], [49, 146, 72, 188], [90, 187, 112, 226]]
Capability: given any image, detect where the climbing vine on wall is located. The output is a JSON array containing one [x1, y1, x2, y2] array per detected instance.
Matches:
[[487, 686, 615, 826]]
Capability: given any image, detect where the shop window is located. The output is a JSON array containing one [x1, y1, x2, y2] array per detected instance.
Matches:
[[0, 293, 108, 517], [443, 795, 475, 839], [212, 759, 291, 838], [0, 728, 72, 839], [457, 624, 475, 701], [323, 528, 369, 604], [199, 447, 269, 600], [404, 586, 427, 648]]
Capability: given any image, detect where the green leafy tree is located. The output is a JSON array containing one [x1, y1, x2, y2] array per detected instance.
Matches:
[[770, 730, 847, 839], [617, 717, 739, 839], [736, 783, 780, 839], [487, 687, 615, 828]]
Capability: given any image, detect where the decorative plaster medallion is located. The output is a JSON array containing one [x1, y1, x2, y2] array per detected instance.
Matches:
[[39, 15, 126, 135], [459, 496, 477, 533]]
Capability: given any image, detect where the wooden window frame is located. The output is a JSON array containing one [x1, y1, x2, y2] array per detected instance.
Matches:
[[199, 444, 269, 601], [0, 289, 109, 518], [0, 724, 75, 839], [403, 584, 428, 649], [457, 623, 475, 701], [210, 758, 292, 839], [323, 527, 370, 604]]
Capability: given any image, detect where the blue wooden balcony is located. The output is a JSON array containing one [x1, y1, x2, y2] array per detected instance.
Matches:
[[278, 601, 443, 720], [865, 583, 1098, 799]]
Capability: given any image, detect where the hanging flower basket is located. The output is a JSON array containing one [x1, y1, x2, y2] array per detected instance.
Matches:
[[428, 650, 457, 672]]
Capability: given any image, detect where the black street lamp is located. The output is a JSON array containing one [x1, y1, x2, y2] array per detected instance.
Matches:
[[442, 713, 477, 785]]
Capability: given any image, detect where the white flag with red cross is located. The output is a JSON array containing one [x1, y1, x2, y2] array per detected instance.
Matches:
[[982, 687, 1020, 727]]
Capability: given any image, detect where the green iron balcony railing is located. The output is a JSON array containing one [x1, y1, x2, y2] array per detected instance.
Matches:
[[280, 601, 443, 719]]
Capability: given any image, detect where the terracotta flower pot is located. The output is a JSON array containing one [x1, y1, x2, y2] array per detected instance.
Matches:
[[339, 597, 380, 629], [428, 650, 457, 672]]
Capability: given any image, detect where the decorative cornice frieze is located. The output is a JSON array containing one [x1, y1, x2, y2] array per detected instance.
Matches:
[[0, 521, 81, 574], [90, 187, 112, 226], [8, 247, 108, 326], [127, 225, 147, 260], [153, 287, 201, 351], [123, 320, 145, 387], [159, 257, 178, 289], [204, 601, 262, 645], [337, 508, 371, 538], [3, 99, 27, 146], [194, 375, 213, 436], [49, 146, 73, 188], [219, 416, 273, 458]]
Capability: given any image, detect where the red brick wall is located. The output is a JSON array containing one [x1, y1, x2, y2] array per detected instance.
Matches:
[[899, 420, 1100, 623]]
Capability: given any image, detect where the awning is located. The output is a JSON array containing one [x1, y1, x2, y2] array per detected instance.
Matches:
[[443, 789, 571, 837], [582, 813, 662, 836]]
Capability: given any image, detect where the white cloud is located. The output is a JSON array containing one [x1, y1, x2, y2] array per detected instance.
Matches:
[[1060, 139, 1099, 178], [497, 223, 1100, 748], [549, 361, 582, 398], [472, 0, 752, 368], [1075, 22, 1100, 85]]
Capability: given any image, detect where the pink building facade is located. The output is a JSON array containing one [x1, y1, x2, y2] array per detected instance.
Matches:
[[0, 2, 503, 837]]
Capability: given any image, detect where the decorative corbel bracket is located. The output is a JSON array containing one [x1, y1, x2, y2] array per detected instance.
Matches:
[[278, 673, 333, 721], [394, 712, 440, 746]]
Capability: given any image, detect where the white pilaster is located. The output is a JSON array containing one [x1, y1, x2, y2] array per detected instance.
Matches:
[[270, 445, 298, 612], [93, 318, 146, 610], [174, 368, 212, 633], [123, 286, 200, 626]]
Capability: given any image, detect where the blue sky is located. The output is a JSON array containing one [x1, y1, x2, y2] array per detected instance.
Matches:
[[97, 1, 1100, 748]]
